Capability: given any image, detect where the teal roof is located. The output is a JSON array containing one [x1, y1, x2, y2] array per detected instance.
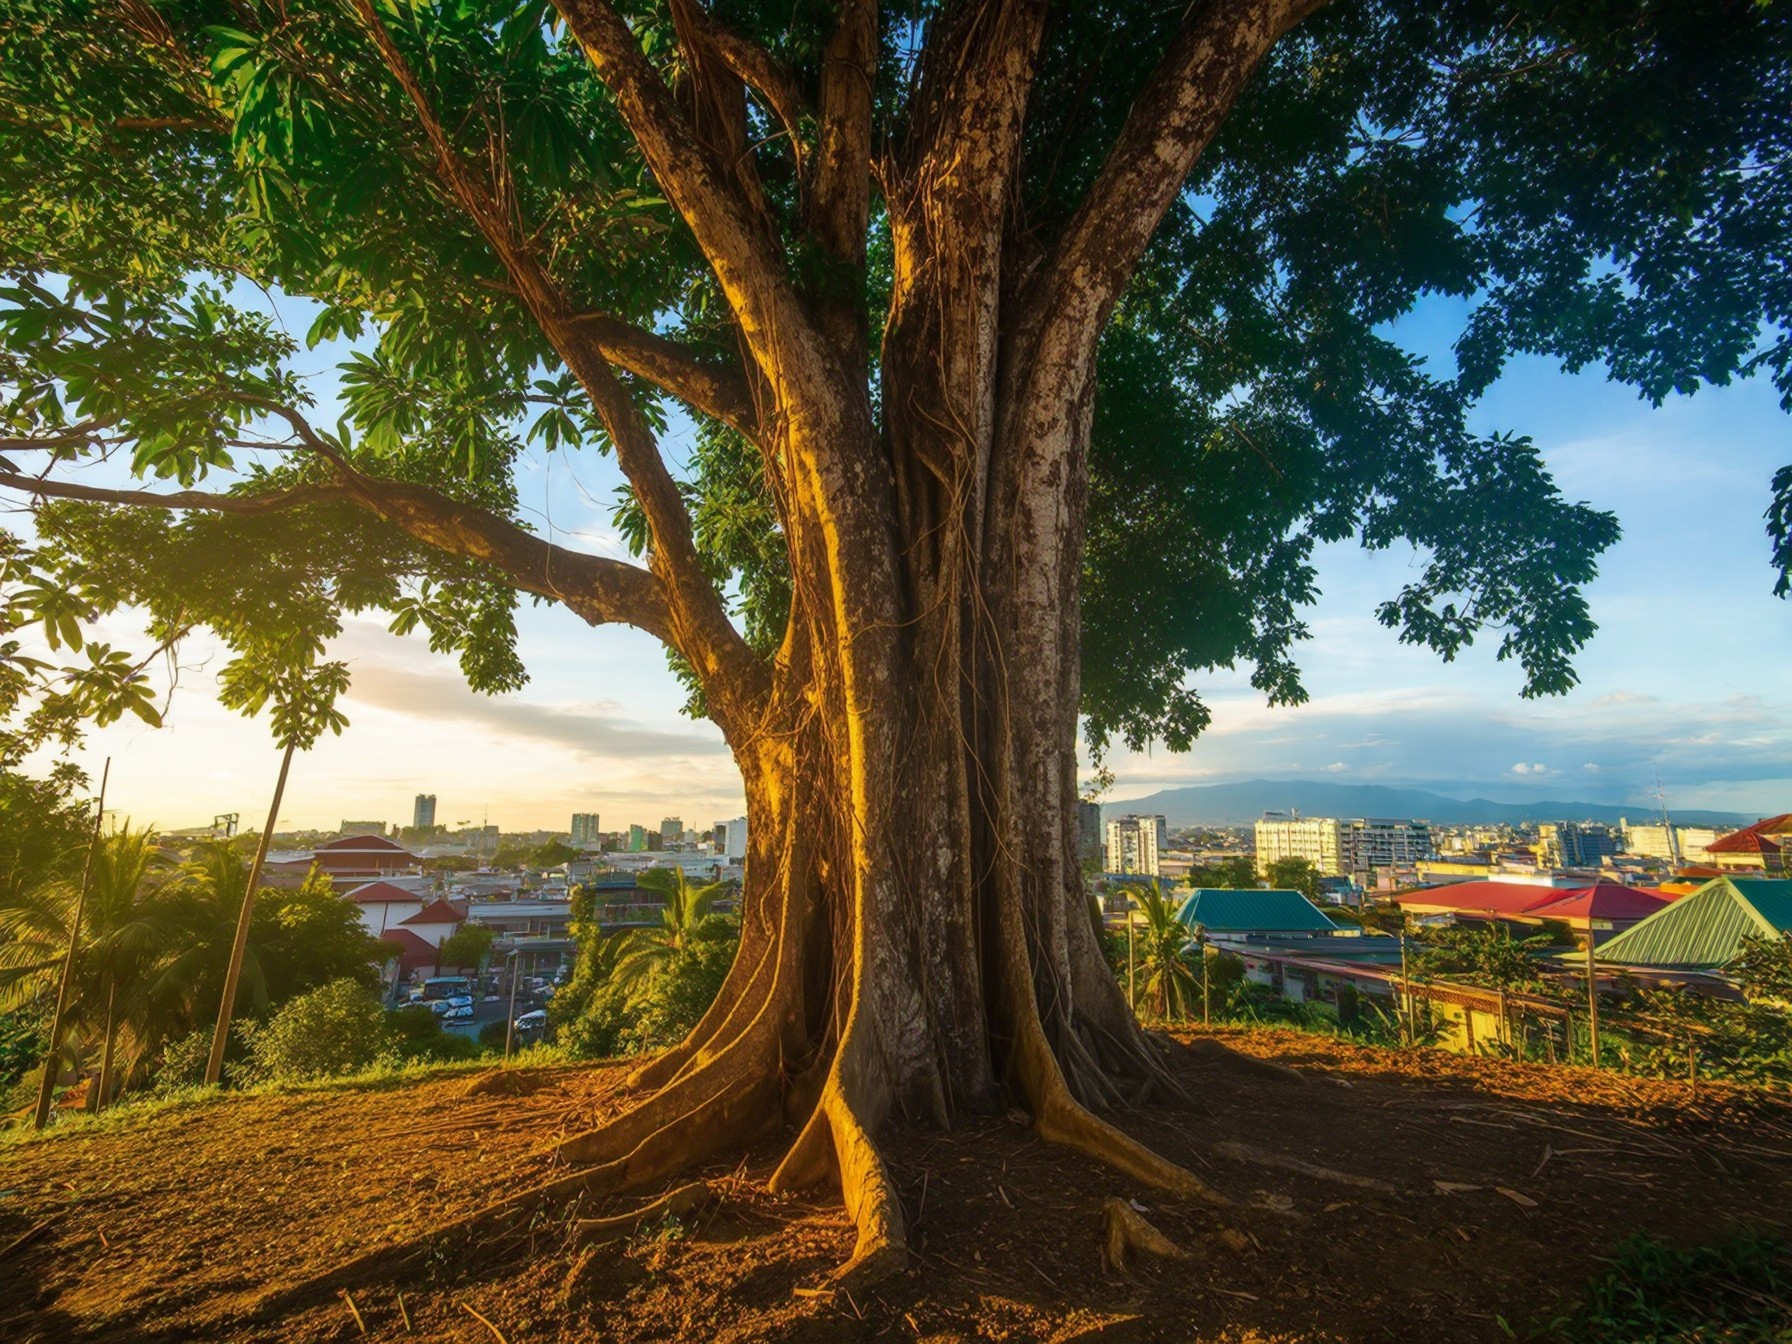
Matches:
[[1175, 888, 1339, 934], [1595, 877, 1792, 970]]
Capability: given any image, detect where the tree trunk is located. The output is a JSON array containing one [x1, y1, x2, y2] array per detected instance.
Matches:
[[550, 359, 1222, 1280], [95, 983, 119, 1114]]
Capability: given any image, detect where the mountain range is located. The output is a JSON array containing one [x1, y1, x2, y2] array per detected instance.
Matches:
[[1100, 779, 1757, 830]]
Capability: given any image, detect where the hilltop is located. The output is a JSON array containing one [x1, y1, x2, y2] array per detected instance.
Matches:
[[3, 1030, 1788, 1343], [1104, 780, 1756, 829]]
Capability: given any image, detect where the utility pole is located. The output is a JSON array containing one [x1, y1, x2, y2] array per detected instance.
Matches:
[[34, 760, 109, 1130], [504, 950, 521, 1060], [205, 740, 296, 1086], [1398, 922, 1415, 1046], [1199, 926, 1210, 1027], [1584, 911, 1600, 1068], [1126, 899, 1136, 1014]]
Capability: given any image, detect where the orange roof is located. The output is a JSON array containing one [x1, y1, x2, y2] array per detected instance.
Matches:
[[398, 898, 463, 926], [379, 927, 438, 971]]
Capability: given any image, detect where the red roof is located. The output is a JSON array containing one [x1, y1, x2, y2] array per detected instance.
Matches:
[[1396, 881, 1567, 916], [398, 898, 463, 926], [1708, 814, 1792, 856], [318, 834, 412, 853], [379, 927, 438, 972], [346, 880, 422, 905], [1526, 884, 1672, 924]]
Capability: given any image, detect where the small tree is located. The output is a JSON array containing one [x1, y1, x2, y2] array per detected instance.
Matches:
[[247, 979, 386, 1083], [1185, 858, 1258, 890], [1125, 881, 1201, 1022], [1733, 935, 1792, 1006], [1265, 858, 1322, 903], [438, 924, 495, 973]]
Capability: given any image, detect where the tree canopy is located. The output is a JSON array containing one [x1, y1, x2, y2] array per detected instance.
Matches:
[[0, 0, 1785, 754]]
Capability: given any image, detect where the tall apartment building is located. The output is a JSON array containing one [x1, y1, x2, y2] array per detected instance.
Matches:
[[627, 824, 650, 852], [1255, 814, 1434, 878], [1105, 814, 1168, 876], [659, 816, 684, 849], [1348, 818, 1435, 872], [1621, 821, 1720, 865], [570, 812, 600, 846], [1537, 821, 1620, 868], [1254, 815, 1345, 877], [718, 816, 748, 861], [412, 794, 436, 830]]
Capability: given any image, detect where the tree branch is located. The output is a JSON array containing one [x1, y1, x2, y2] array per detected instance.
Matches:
[[551, 0, 827, 395], [349, 0, 768, 723], [1033, 0, 1326, 365], [570, 313, 762, 439], [0, 467, 677, 643]]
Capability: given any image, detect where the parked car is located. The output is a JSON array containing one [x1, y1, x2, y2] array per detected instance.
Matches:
[[441, 1003, 474, 1021], [513, 1009, 548, 1037]]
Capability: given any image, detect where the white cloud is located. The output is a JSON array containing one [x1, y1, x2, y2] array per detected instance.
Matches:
[[1508, 763, 1555, 776], [1322, 762, 1350, 773]]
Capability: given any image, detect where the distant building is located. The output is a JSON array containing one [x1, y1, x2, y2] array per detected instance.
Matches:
[[1705, 814, 1792, 874], [627, 824, 650, 853], [1255, 814, 1433, 879], [338, 820, 389, 838], [1595, 876, 1792, 970], [1345, 818, 1435, 874], [718, 816, 748, 862], [659, 816, 684, 850], [1622, 821, 1720, 866], [1255, 815, 1345, 877], [1105, 814, 1167, 876], [1077, 801, 1102, 865], [412, 795, 436, 830], [571, 812, 601, 846], [1537, 821, 1619, 869], [270, 834, 418, 883]]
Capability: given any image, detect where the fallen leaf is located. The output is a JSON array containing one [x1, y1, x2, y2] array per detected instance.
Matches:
[[1433, 1181, 1482, 1194], [1496, 1187, 1539, 1209]]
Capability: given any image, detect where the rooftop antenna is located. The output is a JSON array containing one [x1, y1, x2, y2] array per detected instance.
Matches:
[[1653, 766, 1680, 870]]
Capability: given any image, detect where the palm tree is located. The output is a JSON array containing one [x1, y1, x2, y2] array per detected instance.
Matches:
[[0, 826, 199, 1110], [1125, 880, 1202, 1022], [612, 867, 732, 994]]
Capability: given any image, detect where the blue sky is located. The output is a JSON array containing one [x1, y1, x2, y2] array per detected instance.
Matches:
[[25, 292, 1792, 834]]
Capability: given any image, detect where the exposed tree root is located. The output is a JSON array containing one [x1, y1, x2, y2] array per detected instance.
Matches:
[[1100, 1196, 1190, 1274], [1212, 1140, 1398, 1194], [573, 1179, 714, 1247]]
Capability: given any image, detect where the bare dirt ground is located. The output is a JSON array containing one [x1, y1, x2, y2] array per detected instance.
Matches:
[[3, 1026, 1789, 1343]]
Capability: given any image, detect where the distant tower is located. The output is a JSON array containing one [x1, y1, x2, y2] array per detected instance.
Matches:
[[571, 812, 600, 845], [413, 794, 437, 830]]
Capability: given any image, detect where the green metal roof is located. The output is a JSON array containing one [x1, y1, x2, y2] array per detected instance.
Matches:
[[1595, 877, 1792, 970], [1174, 888, 1339, 934]]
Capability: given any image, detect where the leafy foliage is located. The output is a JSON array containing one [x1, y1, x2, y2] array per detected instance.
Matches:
[[0, 0, 1783, 758], [1550, 1233, 1792, 1344], [1264, 858, 1321, 903], [245, 977, 386, 1082], [1122, 880, 1202, 1021], [437, 922, 495, 971]]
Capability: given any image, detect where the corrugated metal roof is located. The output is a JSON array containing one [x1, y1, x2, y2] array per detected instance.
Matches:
[[1596, 878, 1792, 970], [1175, 888, 1339, 933]]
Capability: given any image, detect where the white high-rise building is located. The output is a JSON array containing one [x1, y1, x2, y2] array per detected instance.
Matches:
[[720, 816, 748, 861], [1255, 815, 1345, 877], [1105, 814, 1167, 876]]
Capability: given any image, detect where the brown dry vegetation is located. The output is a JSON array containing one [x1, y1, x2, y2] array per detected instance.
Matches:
[[3, 1027, 1789, 1343]]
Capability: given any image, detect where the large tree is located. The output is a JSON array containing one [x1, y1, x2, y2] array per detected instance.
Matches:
[[2, 0, 1789, 1275]]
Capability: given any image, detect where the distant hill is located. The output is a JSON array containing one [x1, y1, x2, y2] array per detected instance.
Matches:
[[1101, 779, 1756, 830]]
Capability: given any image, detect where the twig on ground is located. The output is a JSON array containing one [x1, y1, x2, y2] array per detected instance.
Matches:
[[459, 1301, 510, 1344]]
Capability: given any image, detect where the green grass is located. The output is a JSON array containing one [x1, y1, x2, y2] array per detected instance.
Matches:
[[0, 1042, 581, 1148], [1543, 1233, 1792, 1343]]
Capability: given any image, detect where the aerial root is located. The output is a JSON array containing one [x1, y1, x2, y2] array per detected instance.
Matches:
[[1211, 1140, 1398, 1194], [574, 1180, 714, 1247], [556, 1015, 778, 1165], [1099, 1196, 1190, 1274]]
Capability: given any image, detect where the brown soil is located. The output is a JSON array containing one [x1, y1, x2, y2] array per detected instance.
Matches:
[[3, 1027, 1789, 1343]]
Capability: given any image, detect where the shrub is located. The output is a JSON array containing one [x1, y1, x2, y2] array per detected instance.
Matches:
[[248, 979, 387, 1083]]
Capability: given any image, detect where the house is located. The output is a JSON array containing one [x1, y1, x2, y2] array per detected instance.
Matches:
[[377, 897, 468, 977], [345, 880, 428, 937], [1174, 888, 1340, 935], [1394, 879, 1571, 920], [1593, 877, 1792, 972], [267, 833, 421, 884], [1517, 884, 1673, 945], [1705, 815, 1792, 874]]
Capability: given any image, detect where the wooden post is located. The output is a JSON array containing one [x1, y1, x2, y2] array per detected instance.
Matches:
[[1399, 926, 1415, 1045], [205, 740, 296, 1087], [34, 759, 109, 1131], [1200, 929, 1211, 1027], [504, 950, 520, 1061], [1688, 1042, 1698, 1097], [1584, 912, 1600, 1070]]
